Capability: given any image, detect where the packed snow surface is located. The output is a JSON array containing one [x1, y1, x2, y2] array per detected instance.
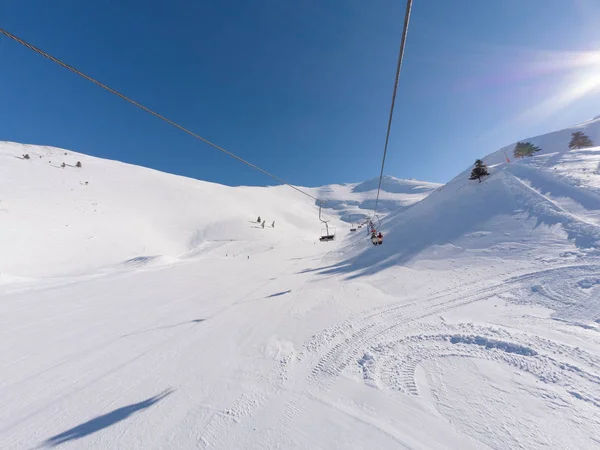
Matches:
[[2, 116, 600, 449]]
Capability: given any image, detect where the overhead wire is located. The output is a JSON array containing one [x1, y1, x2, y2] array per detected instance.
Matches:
[[0, 27, 323, 205], [372, 0, 413, 217]]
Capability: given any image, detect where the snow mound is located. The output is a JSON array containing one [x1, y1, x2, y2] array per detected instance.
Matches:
[[327, 117, 600, 276]]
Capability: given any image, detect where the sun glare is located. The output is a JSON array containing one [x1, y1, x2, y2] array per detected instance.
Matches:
[[515, 48, 600, 123]]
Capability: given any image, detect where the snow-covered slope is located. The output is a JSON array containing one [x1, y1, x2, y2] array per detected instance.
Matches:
[[2, 117, 600, 450], [0, 142, 333, 278], [328, 116, 600, 277], [309, 176, 440, 222], [0, 142, 436, 278]]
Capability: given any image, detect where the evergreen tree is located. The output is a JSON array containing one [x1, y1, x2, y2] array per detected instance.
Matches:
[[76, 161, 82, 168], [513, 141, 541, 158], [568, 131, 594, 149], [469, 159, 489, 183], [61, 162, 66, 168], [257, 216, 261, 223], [23, 154, 30, 159]]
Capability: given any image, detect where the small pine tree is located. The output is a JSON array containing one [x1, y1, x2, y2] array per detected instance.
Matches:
[[61, 162, 66, 168], [76, 161, 82, 168], [23, 154, 30, 159], [257, 216, 261, 223], [568, 131, 594, 149], [469, 159, 489, 183], [513, 141, 541, 158]]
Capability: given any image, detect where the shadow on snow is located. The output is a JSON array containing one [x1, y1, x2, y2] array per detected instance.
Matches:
[[42, 389, 174, 447], [265, 290, 291, 298]]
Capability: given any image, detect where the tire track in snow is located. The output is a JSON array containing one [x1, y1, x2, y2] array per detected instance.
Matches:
[[306, 266, 599, 390], [370, 325, 600, 409], [274, 264, 600, 432]]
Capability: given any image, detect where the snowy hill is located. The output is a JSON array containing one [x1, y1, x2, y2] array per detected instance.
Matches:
[[0, 142, 320, 278], [0, 142, 436, 278], [2, 118, 600, 450], [328, 116, 600, 277]]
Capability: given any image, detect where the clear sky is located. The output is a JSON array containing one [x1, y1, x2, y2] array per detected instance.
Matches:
[[2, 0, 600, 187]]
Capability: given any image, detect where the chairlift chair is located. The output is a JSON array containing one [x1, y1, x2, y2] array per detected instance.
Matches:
[[320, 228, 336, 241], [318, 204, 336, 241], [368, 215, 384, 246]]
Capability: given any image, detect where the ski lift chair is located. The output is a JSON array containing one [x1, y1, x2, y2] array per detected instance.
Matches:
[[318, 204, 336, 241], [320, 227, 336, 241]]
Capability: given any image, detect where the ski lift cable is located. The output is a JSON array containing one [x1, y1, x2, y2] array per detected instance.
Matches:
[[0, 27, 325, 206], [372, 0, 413, 218]]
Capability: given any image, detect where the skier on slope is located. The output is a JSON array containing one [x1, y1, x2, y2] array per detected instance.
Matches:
[[377, 232, 383, 245], [262, 220, 265, 229]]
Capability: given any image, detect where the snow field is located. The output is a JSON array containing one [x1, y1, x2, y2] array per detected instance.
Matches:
[[2, 116, 600, 448]]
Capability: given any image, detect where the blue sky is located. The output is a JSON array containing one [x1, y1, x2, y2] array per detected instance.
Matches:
[[2, 0, 600, 187]]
